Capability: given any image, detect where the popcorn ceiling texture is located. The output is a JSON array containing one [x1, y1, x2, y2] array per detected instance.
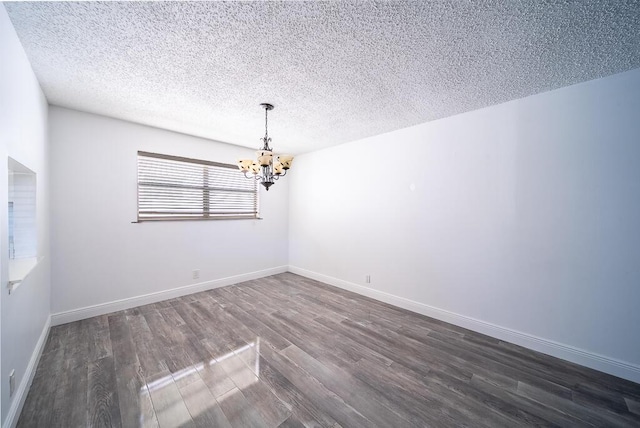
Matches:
[[5, 1, 640, 154]]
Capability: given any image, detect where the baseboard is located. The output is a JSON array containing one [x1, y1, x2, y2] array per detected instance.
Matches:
[[3, 315, 51, 428], [51, 266, 288, 326], [288, 265, 640, 384]]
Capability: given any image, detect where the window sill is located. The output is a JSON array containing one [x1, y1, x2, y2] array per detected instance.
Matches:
[[8, 257, 40, 294], [132, 217, 263, 223]]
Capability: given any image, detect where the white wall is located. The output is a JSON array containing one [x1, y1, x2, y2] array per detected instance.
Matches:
[[289, 68, 640, 382], [49, 107, 289, 316], [0, 4, 51, 425]]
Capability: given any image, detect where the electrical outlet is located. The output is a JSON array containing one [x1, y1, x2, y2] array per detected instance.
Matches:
[[366, 275, 371, 284], [9, 370, 15, 397], [192, 269, 200, 280]]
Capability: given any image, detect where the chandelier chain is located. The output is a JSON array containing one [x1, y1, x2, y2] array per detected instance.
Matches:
[[262, 106, 273, 150]]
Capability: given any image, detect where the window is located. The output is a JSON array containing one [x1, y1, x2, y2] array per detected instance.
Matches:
[[137, 151, 258, 221], [8, 158, 37, 259], [8, 201, 15, 258], [7, 157, 38, 292]]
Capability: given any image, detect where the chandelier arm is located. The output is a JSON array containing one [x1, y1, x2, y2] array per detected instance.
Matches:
[[243, 171, 264, 181]]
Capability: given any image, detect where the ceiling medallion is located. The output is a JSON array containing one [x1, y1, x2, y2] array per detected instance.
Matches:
[[237, 103, 294, 191]]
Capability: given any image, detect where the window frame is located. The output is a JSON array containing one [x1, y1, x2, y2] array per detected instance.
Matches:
[[7, 157, 39, 292], [136, 151, 259, 222]]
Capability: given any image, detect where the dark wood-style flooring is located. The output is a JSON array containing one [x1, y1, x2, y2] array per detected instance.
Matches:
[[18, 273, 640, 427]]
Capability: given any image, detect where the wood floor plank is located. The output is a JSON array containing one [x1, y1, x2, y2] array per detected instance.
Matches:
[[217, 286, 362, 372], [211, 302, 344, 426], [108, 313, 159, 428], [17, 341, 67, 427], [17, 273, 640, 427], [172, 301, 213, 341], [572, 381, 631, 414], [277, 414, 307, 428], [211, 336, 292, 427], [234, 379, 291, 428], [280, 344, 419, 428], [498, 338, 640, 400], [163, 346, 202, 389], [257, 353, 336, 427], [326, 312, 574, 407], [427, 326, 588, 395], [351, 355, 476, 426], [46, 319, 90, 427], [86, 315, 113, 362], [88, 356, 122, 428], [294, 275, 461, 336], [191, 300, 248, 351], [53, 356, 89, 427], [159, 305, 187, 328], [147, 371, 196, 428], [214, 291, 293, 350], [196, 356, 237, 399], [241, 287, 395, 370], [314, 315, 436, 378], [516, 381, 640, 426], [625, 397, 640, 415], [128, 313, 169, 378], [179, 378, 233, 428], [424, 367, 550, 427], [265, 311, 360, 369], [275, 309, 394, 368], [143, 309, 184, 348], [41, 323, 68, 353], [217, 387, 269, 428], [257, 340, 374, 428], [470, 373, 591, 426]]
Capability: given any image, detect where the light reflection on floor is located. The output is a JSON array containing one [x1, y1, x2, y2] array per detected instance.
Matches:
[[141, 338, 260, 425]]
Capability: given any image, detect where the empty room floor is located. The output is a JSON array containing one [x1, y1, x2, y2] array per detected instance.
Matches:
[[17, 273, 640, 427]]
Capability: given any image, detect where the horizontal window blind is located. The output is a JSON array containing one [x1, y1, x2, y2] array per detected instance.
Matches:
[[8, 171, 37, 259], [137, 151, 258, 221]]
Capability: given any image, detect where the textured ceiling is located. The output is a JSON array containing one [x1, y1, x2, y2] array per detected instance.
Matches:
[[5, 1, 640, 154]]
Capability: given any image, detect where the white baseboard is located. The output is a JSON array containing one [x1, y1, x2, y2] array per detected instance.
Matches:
[[288, 265, 640, 384], [3, 315, 51, 428], [51, 266, 288, 326]]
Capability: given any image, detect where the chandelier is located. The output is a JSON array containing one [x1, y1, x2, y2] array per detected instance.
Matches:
[[237, 103, 294, 191]]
